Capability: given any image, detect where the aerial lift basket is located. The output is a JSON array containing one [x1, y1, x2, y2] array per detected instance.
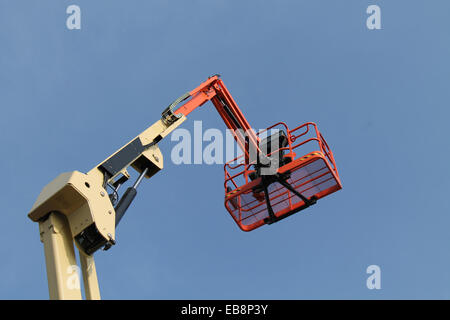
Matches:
[[224, 121, 342, 231]]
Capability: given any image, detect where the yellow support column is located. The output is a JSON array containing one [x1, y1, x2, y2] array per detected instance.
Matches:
[[39, 212, 82, 300], [79, 252, 101, 300]]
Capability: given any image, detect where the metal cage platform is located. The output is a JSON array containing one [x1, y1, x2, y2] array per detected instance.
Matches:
[[224, 122, 342, 231]]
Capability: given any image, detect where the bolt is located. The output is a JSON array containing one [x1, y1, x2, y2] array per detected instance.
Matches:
[[153, 154, 159, 162], [107, 233, 116, 245], [100, 191, 105, 197]]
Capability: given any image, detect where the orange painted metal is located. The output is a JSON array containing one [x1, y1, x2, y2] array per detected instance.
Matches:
[[175, 75, 260, 163]]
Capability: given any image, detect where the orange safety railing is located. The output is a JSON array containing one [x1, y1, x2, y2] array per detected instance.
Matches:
[[223, 122, 342, 231]]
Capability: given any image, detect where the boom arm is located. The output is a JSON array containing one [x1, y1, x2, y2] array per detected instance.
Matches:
[[164, 75, 261, 162], [27, 75, 264, 299]]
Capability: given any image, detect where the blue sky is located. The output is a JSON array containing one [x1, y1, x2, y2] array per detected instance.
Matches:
[[1, 0, 450, 299]]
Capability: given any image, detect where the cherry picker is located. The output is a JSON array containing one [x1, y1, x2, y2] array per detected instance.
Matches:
[[28, 75, 342, 299]]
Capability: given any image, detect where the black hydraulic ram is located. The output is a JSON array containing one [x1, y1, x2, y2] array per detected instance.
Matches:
[[114, 167, 148, 227]]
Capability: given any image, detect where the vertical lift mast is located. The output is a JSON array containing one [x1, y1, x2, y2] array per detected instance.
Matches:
[[28, 75, 341, 299]]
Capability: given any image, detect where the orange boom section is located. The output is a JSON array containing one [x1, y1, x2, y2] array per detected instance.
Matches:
[[173, 75, 260, 163], [224, 122, 342, 231]]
